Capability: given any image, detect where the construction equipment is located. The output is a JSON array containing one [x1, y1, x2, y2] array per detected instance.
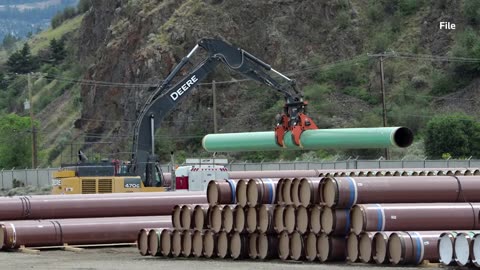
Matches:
[[51, 153, 168, 194], [53, 38, 318, 194], [131, 38, 318, 188]]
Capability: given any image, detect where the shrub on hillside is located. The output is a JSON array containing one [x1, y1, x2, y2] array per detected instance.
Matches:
[[464, 0, 480, 25], [431, 71, 457, 95], [51, 7, 77, 29], [451, 28, 480, 76], [77, 0, 93, 13], [398, 0, 423, 15], [425, 113, 480, 159]]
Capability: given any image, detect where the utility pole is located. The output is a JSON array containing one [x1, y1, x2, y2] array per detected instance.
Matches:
[[170, 151, 176, 191], [368, 53, 390, 160], [212, 80, 218, 133], [27, 73, 37, 168], [379, 56, 389, 160]]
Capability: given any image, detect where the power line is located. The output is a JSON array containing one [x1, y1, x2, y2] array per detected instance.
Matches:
[[11, 55, 369, 89]]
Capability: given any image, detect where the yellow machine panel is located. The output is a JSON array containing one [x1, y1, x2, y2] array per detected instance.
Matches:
[[51, 176, 166, 195], [53, 170, 76, 178]]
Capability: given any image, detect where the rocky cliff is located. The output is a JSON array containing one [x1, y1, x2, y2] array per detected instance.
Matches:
[[72, 0, 476, 161]]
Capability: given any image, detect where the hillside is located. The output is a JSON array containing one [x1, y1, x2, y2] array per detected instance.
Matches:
[[1, 0, 480, 167], [0, 0, 78, 41]]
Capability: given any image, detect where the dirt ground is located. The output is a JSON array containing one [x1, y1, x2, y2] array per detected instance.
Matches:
[[0, 246, 444, 270]]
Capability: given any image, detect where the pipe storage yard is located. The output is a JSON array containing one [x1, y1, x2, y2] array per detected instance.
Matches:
[[202, 127, 414, 152], [4, 170, 480, 269], [138, 173, 480, 269]]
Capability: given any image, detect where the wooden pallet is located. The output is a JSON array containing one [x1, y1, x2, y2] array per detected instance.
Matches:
[[9, 242, 136, 253]]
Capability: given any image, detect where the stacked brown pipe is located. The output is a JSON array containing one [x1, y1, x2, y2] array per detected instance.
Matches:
[[0, 191, 210, 250], [0, 191, 206, 220], [319, 175, 480, 266], [1, 216, 172, 250], [139, 173, 480, 268], [227, 168, 480, 180], [146, 172, 353, 262]]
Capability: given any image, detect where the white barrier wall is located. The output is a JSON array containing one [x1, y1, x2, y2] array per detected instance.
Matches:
[[1, 159, 479, 189]]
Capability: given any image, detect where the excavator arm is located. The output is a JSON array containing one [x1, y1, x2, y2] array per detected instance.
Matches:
[[131, 38, 318, 186]]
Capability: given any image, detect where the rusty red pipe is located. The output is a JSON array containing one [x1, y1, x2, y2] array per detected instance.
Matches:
[[320, 176, 480, 208], [1, 216, 171, 249], [304, 232, 317, 261], [207, 179, 239, 205], [317, 233, 346, 262], [228, 170, 320, 180], [321, 207, 350, 236], [308, 205, 322, 234], [256, 204, 275, 234], [257, 232, 278, 260], [346, 232, 358, 262], [388, 231, 442, 265], [358, 231, 376, 263], [289, 230, 305, 261], [217, 231, 229, 258], [298, 177, 322, 207], [372, 231, 392, 264], [0, 192, 206, 220], [351, 203, 480, 235], [246, 178, 279, 206], [235, 179, 248, 207], [295, 206, 309, 234], [230, 231, 248, 259]]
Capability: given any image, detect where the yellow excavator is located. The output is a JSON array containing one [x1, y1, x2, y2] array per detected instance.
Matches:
[[51, 153, 167, 194], [52, 38, 318, 194]]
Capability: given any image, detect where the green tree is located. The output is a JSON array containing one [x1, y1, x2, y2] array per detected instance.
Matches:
[[63, 7, 77, 19], [2, 33, 19, 50], [51, 12, 64, 29], [49, 38, 67, 64], [6, 43, 38, 74], [0, 73, 8, 90], [424, 113, 480, 159], [464, 0, 480, 25], [451, 28, 480, 76], [0, 114, 37, 168], [77, 0, 93, 13]]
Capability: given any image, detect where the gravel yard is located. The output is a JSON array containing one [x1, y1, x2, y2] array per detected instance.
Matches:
[[0, 246, 443, 270]]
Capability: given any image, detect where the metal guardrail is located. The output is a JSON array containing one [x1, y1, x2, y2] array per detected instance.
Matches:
[[1, 159, 479, 189]]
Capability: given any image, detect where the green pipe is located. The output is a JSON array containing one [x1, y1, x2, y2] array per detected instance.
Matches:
[[202, 127, 413, 152]]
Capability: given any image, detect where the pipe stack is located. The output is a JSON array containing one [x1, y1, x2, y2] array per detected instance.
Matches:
[[138, 173, 480, 268], [0, 216, 172, 250], [319, 175, 480, 266], [0, 191, 210, 250], [146, 173, 353, 262]]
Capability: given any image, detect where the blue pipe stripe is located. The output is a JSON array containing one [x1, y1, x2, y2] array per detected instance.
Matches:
[[344, 210, 351, 234], [412, 232, 422, 264], [226, 179, 236, 203], [375, 204, 383, 231], [266, 178, 274, 204], [346, 177, 356, 208]]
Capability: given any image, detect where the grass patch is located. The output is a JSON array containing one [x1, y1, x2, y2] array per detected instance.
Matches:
[[29, 15, 84, 54]]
